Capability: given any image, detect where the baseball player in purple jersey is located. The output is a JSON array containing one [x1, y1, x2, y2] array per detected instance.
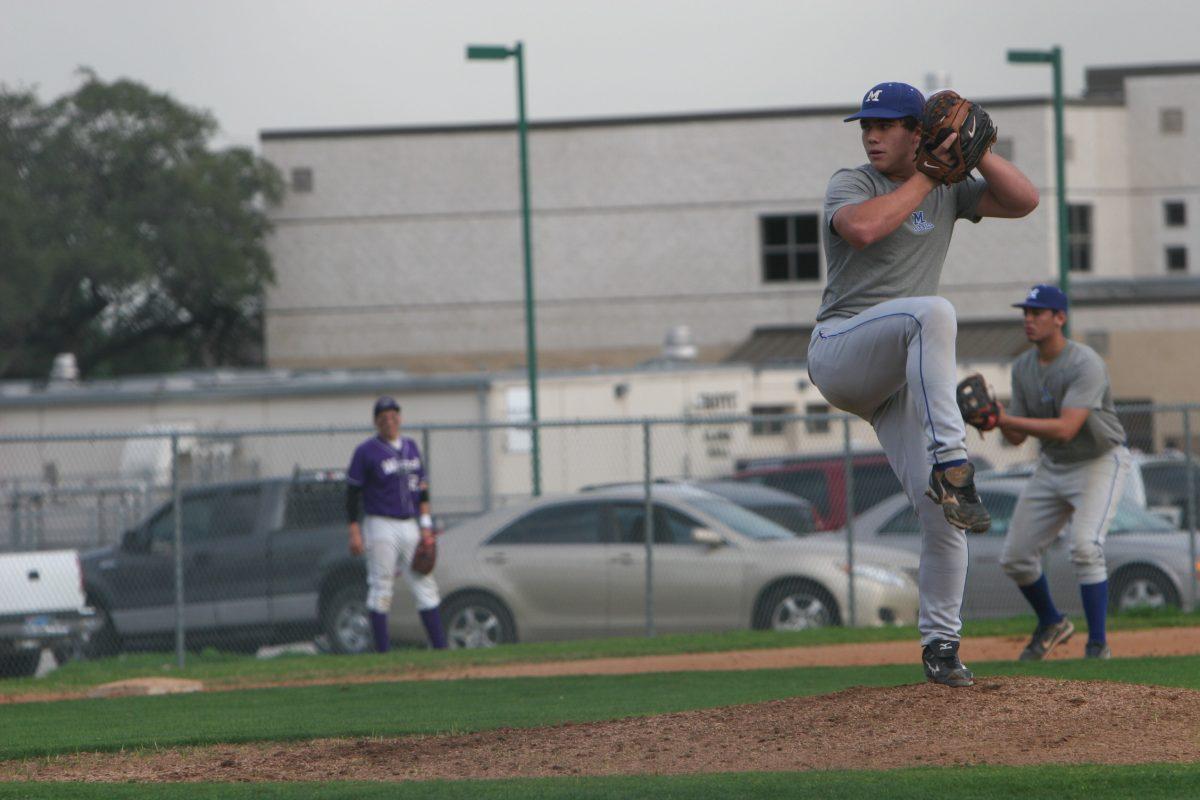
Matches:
[[346, 396, 447, 651]]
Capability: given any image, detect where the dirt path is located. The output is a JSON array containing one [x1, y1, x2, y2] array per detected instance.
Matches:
[[5, 676, 1199, 783], [4, 626, 1200, 705]]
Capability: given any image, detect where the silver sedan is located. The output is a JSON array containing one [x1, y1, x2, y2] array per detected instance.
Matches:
[[842, 477, 1200, 618], [389, 484, 920, 648]]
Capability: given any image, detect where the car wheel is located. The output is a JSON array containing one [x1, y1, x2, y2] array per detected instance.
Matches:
[[441, 593, 516, 649], [83, 601, 121, 659], [1110, 566, 1180, 612], [757, 580, 840, 631], [322, 585, 373, 654], [0, 650, 42, 679]]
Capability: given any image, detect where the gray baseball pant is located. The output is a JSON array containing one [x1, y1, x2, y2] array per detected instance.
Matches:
[[808, 296, 970, 644], [1000, 447, 1131, 586]]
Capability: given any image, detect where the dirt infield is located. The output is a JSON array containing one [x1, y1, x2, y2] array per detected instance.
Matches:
[[4, 676, 1199, 782]]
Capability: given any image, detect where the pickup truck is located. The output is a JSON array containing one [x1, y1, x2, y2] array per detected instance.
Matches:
[[81, 474, 374, 656], [0, 550, 97, 677]]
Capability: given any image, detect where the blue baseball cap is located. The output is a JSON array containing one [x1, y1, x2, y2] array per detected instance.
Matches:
[[373, 396, 401, 417], [1013, 284, 1069, 312], [844, 82, 925, 122]]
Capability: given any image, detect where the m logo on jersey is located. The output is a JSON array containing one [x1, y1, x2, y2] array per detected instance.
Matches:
[[866, 89, 882, 103], [910, 211, 935, 233]]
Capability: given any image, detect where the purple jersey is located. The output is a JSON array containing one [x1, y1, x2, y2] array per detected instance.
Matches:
[[347, 436, 427, 519]]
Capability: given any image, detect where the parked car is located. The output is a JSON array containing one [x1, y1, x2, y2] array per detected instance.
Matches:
[[839, 476, 1198, 619], [581, 479, 824, 535], [731, 451, 991, 530], [388, 484, 920, 648], [1137, 453, 1200, 529], [0, 550, 97, 677], [81, 474, 371, 656]]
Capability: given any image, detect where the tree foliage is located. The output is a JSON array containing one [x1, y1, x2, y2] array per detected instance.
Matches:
[[0, 70, 283, 379]]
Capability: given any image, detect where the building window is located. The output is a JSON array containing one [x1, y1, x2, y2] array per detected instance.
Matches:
[[1165, 201, 1187, 227], [1167, 246, 1188, 272], [761, 214, 820, 283], [992, 137, 1014, 161], [751, 404, 793, 436], [290, 167, 314, 193], [1067, 204, 1092, 273], [1161, 108, 1185, 134], [804, 402, 831, 434]]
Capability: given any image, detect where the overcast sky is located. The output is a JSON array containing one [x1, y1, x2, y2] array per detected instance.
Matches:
[[2, 0, 1197, 150]]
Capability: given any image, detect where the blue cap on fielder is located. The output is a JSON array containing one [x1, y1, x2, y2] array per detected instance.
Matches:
[[1013, 284, 1069, 312], [844, 82, 925, 122], [373, 396, 401, 417]]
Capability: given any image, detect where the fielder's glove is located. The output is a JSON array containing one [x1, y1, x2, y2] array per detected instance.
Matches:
[[956, 373, 1000, 432], [916, 91, 997, 185], [411, 536, 437, 576]]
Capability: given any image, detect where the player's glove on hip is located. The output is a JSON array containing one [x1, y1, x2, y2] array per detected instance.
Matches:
[[957, 373, 1000, 432], [411, 537, 437, 575], [916, 91, 997, 185]]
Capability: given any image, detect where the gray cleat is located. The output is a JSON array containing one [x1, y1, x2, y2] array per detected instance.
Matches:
[[1018, 617, 1075, 661], [922, 639, 975, 687], [926, 462, 991, 533], [1085, 640, 1112, 659]]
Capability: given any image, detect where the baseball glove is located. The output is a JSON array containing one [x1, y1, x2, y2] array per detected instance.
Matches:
[[956, 373, 1000, 432], [916, 90, 997, 185], [411, 536, 437, 576]]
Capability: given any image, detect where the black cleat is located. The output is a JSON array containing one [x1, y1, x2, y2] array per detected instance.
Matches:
[[922, 639, 975, 687], [1018, 617, 1075, 661], [926, 462, 991, 533], [1085, 640, 1112, 659]]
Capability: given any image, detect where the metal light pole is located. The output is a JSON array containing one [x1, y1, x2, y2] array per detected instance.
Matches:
[[1008, 46, 1069, 335], [467, 41, 541, 495]]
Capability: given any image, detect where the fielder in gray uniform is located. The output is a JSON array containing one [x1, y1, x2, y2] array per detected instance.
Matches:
[[808, 81, 1038, 686], [997, 285, 1130, 660]]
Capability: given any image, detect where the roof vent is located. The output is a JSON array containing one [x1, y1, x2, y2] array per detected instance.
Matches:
[[50, 353, 80, 382], [662, 326, 697, 361]]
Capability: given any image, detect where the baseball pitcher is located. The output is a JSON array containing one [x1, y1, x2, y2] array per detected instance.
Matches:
[[808, 81, 1039, 686]]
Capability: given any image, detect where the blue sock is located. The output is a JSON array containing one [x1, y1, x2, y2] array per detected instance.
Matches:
[[938, 458, 967, 470], [1080, 580, 1108, 643], [369, 611, 390, 653], [1018, 575, 1063, 627], [419, 607, 448, 650]]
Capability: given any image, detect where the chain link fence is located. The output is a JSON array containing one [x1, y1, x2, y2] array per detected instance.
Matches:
[[1, 407, 1196, 674]]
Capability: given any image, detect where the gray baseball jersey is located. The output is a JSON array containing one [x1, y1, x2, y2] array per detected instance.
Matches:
[[1008, 341, 1126, 464], [818, 164, 988, 321], [808, 165, 989, 645]]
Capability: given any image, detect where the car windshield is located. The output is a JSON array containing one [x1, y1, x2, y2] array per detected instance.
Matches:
[[1110, 499, 1177, 533], [688, 496, 797, 540]]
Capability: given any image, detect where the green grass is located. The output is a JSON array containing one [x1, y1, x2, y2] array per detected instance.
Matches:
[[3, 607, 1196, 699], [3, 654, 1200, 761], [4, 764, 1200, 799]]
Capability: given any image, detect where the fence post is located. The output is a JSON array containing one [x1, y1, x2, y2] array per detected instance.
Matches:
[[642, 420, 656, 638], [171, 433, 186, 670], [842, 415, 857, 627], [421, 428, 432, 483], [1185, 409, 1198, 608]]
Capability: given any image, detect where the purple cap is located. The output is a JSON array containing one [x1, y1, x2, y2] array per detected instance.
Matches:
[[844, 82, 925, 122], [373, 396, 401, 417], [1013, 284, 1069, 312]]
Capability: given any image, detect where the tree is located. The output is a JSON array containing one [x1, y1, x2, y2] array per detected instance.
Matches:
[[0, 70, 283, 379]]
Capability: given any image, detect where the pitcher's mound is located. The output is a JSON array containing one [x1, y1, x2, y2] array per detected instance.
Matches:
[[87, 678, 203, 699], [11, 676, 1200, 783]]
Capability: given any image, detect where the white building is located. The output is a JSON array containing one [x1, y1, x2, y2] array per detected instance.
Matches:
[[260, 63, 1200, 427]]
